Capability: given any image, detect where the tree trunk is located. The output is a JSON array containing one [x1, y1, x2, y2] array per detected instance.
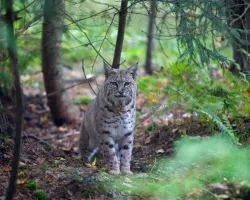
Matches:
[[112, 0, 128, 69], [228, 0, 250, 77], [4, 0, 24, 199], [42, 0, 79, 126], [144, 0, 157, 75]]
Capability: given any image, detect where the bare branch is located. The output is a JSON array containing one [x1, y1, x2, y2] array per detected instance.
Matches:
[[81, 60, 97, 95], [28, 76, 96, 106], [62, 8, 111, 64], [0, 76, 96, 113], [17, 0, 37, 13], [65, 7, 115, 27], [16, 13, 43, 38], [91, 12, 117, 72]]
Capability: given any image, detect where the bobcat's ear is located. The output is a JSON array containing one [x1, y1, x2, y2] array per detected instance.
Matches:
[[104, 61, 112, 78], [127, 63, 138, 79]]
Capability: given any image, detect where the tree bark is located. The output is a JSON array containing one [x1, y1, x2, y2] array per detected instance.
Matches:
[[112, 0, 128, 69], [145, 0, 157, 75], [4, 0, 24, 199], [42, 0, 79, 126], [228, 0, 250, 77]]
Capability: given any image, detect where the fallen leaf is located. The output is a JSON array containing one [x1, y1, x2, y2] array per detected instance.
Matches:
[[86, 157, 97, 168], [17, 179, 28, 189], [59, 147, 71, 152], [172, 128, 178, 133], [218, 194, 229, 199], [156, 149, 164, 154], [40, 115, 48, 123], [2, 166, 11, 173], [185, 11, 195, 18], [145, 137, 151, 144], [80, 105, 87, 111], [186, 187, 201, 197], [57, 127, 68, 132], [148, 94, 157, 103]]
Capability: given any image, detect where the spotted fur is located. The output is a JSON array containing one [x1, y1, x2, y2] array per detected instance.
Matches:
[[79, 62, 137, 174]]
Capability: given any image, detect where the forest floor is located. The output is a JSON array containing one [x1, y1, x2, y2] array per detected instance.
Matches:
[[1, 71, 250, 200]]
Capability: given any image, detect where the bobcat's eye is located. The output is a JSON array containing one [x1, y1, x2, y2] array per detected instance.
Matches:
[[124, 82, 131, 87], [110, 82, 118, 87]]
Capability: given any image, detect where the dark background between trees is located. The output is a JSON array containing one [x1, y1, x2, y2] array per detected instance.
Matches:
[[1, 0, 250, 199]]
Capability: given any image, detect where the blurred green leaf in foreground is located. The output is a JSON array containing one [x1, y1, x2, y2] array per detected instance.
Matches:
[[101, 134, 250, 199]]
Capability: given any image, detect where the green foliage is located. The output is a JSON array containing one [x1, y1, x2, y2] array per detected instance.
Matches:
[[72, 96, 94, 105], [102, 135, 250, 199], [0, 64, 12, 94], [26, 179, 38, 191], [165, 0, 234, 65], [1, 0, 239, 94], [34, 190, 48, 200], [53, 157, 65, 166], [156, 62, 249, 142], [144, 123, 157, 134]]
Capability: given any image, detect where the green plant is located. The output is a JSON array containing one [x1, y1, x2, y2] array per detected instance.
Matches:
[[26, 179, 38, 191], [0, 64, 12, 94], [72, 96, 94, 105], [34, 190, 48, 200], [159, 62, 248, 142], [102, 135, 250, 199]]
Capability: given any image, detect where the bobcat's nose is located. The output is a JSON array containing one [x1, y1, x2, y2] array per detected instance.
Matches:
[[118, 90, 124, 95], [117, 91, 125, 97], [118, 85, 125, 94], [116, 87, 126, 97]]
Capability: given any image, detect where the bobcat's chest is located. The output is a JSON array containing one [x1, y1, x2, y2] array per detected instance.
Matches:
[[99, 110, 135, 142]]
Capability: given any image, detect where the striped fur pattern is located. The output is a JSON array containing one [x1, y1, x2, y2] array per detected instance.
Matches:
[[79, 62, 137, 174]]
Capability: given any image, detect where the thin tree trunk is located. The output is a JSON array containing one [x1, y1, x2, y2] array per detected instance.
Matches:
[[42, 0, 79, 125], [145, 0, 157, 75], [228, 0, 250, 77], [5, 0, 24, 199], [112, 0, 128, 69], [243, 0, 250, 75]]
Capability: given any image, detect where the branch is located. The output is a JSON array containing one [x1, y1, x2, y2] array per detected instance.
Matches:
[[27, 76, 96, 106], [17, 0, 37, 13], [0, 76, 96, 113], [229, 3, 250, 27], [65, 7, 115, 27], [81, 60, 97, 95], [16, 13, 43, 38], [61, 8, 111, 64], [91, 12, 117, 72]]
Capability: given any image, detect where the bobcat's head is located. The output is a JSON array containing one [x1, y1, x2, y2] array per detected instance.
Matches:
[[103, 62, 137, 108]]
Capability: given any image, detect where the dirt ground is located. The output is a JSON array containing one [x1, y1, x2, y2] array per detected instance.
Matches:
[[1, 72, 250, 199]]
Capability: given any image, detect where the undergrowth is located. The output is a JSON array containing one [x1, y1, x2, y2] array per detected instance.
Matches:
[[137, 61, 250, 143], [101, 134, 250, 199]]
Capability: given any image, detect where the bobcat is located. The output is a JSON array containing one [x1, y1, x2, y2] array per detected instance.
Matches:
[[79, 62, 137, 174]]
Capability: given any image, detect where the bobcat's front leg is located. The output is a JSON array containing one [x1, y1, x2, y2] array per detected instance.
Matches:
[[101, 134, 120, 174], [119, 132, 134, 174]]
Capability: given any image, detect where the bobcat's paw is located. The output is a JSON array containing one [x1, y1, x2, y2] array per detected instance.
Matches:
[[121, 168, 133, 174]]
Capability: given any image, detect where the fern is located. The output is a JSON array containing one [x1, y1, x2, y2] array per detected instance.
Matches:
[[165, 73, 241, 144], [198, 108, 240, 145]]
